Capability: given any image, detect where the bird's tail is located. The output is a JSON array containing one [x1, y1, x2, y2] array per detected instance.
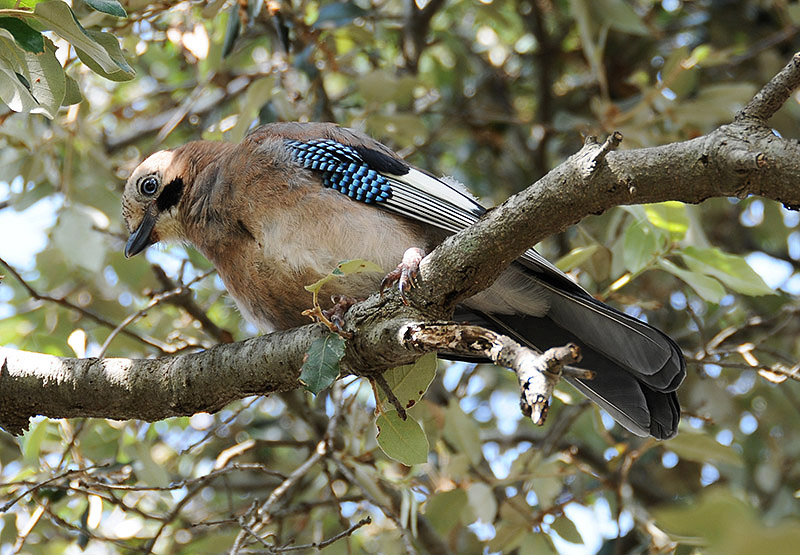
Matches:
[[462, 263, 685, 439]]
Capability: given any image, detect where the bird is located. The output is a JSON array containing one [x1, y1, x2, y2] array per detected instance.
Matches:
[[122, 121, 685, 439]]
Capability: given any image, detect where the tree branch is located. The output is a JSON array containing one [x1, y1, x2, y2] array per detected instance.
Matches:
[[0, 325, 329, 434], [400, 322, 585, 424], [736, 52, 800, 122], [3, 52, 800, 435]]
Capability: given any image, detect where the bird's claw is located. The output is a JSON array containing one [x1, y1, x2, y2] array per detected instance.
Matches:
[[380, 247, 425, 305], [321, 295, 358, 334]]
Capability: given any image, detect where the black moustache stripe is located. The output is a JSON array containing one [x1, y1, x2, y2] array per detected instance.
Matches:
[[157, 177, 184, 211]]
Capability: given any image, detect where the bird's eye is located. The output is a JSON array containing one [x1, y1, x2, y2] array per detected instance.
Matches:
[[140, 176, 159, 196]]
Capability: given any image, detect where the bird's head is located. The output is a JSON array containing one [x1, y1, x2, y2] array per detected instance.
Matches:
[[122, 149, 189, 258]]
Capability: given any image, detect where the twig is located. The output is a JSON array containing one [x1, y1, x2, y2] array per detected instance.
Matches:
[[584, 131, 623, 176], [0, 256, 168, 354], [150, 264, 234, 344], [736, 51, 800, 122], [402, 0, 446, 71], [85, 463, 285, 492], [191, 496, 365, 529], [1, 463, 110, 512], [373, 374, 407, 420], [229, 384, 349, 553], [143, 471, 220, 554], [104, 72, 254, 153], [268, 516, 371, 552], [97, 268, 217, 356], [239, 521, 275, 549], [39, 501, 151, 553], [180, 397, 261, 455], [328, 456, 418, 555]]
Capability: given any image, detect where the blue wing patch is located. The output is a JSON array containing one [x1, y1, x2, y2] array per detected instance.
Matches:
[[285, 139, 393, 203]]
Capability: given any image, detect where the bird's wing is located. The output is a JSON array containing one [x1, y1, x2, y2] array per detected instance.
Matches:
[[275, 131, 599, 283]]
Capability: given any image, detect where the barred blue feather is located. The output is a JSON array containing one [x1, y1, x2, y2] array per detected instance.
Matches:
[[285, 139, 393, 203]]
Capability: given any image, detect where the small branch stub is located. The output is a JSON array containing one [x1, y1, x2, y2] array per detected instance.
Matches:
[[583, 131, 623, 177], [400, 322, 586, 426], [514, 344, 585, 425], [736, 51, 800, 122]]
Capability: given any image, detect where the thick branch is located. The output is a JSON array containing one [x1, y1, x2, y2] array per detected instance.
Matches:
[[0, 326, 329, 434], [416, 109, 800, 310]]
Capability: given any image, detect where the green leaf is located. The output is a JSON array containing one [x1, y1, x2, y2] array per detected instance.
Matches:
[[0, 17, 43, 53], [0, 32, 64, 117], [377, 352, 437, 410], [334, 259, 383, 275], [551, 515, 583, 544], [443, 398, 482, 465], [222, 1, 240, 58], [673, 83, 759, 129], [53, 205, 107, 272], [376, 410, 429, 466], [299, 332, 346, 394], [0, 0, 40, 8], [644, 201, 689, 239], [555, 245, 600, 272], [1, 514, 18, 548], [32, 1, 130, 77], [623, 220, 660, 273], [592, 0, 648, 35], [660, 45, 698, 99], [357, 70, 418, 105], [312, 1, 368, 29], [247, 0, 263, 19], [491, 500, 549, 552], [305, 258, 382, 293], [518, 534, 557, 555], [0, 48, 39, 114], [528, 476, 562, 508], [84, 0, 126, 18], [681, 246, 773, 296], [74, 29, 134, 82], [61, 73, 81, 105], [658, 259, 726, 303], [20, 418, 48, 463], [666, 429, 743, 467], [133, 442, 171, 487], [653, 487, 753, 543], [23, 36, 65, 117], [467, 482, 497, 523], [424, 489, 467, 535]]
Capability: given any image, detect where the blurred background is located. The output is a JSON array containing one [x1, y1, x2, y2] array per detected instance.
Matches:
[[2, 0, 800, 552]]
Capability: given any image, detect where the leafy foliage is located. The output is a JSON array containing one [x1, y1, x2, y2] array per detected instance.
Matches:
[[1, 0, 800, 553]]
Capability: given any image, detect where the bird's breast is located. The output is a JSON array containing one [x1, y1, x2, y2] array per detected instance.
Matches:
[[197, 187, 433, 331]]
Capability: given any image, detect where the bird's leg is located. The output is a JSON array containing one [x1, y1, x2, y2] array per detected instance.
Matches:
[[380, 247, 425, 305], [321, 295, 359, 332]]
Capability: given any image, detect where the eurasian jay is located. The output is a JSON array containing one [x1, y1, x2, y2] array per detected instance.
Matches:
[[122, 122, 685, 439]]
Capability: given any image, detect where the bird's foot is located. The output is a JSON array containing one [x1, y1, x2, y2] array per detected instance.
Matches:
[[302, 295, 358, 337], [322, 295, 359, 332], [380, 247, 425, 305]]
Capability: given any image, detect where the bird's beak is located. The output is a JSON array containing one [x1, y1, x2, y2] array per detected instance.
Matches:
[[124, 207, 157, 258]]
